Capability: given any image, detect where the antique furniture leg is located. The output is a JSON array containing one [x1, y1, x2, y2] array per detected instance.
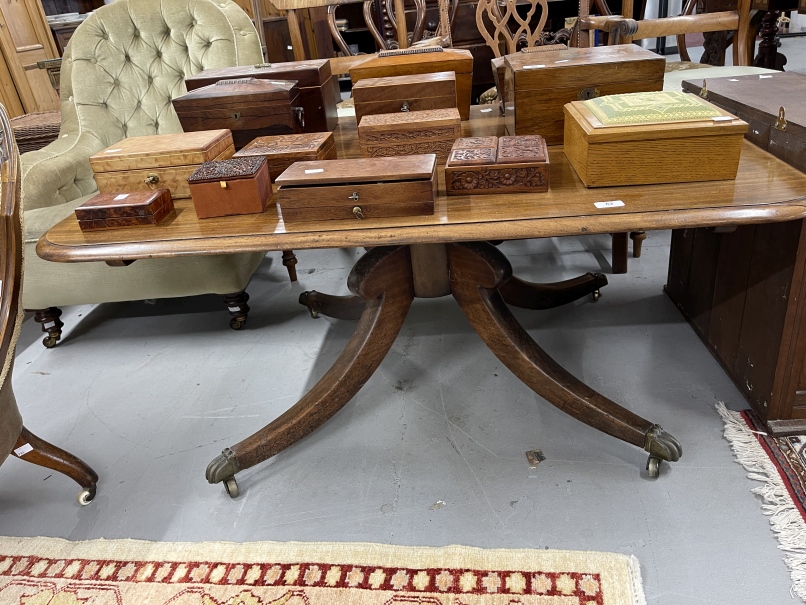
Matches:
[[207, 246, 413, 497], [630, 231, 647, 258], [299, 291, 367, 319], [754, 10, 786, 70], [612, 232, 629, 274], [282, 250, 298, 282], [448, 241, 682, 476], [33, 307, 63, 348], [499, 272, 607, 309], [224, 291, 250, 330], [12, 427, 99, 505]]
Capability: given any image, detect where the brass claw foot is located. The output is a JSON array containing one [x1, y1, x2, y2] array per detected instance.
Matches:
[[644, 424, 682, 478], [206, 448, 241, 497]]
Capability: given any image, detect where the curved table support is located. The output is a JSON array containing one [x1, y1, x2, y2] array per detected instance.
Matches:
[[299, 291, 367, 320], [499, 272, 607, 310]]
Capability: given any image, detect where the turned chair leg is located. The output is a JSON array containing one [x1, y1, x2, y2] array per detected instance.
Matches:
[[282, 250, 298, 282], [630, 231, 647, 258], [33, 307, 63, 348], [611, 233, 629, 274], [224, 291, 250, 330]]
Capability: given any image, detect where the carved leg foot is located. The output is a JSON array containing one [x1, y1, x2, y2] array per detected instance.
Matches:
[[612, 233, 628, 274], [282, 250, 298, 282], [207, 246, 414, 495], [499, 272, 608, 310], [13, 426, 99, 504], [224, 291, 249, 330], [34, 307, 63, 348], [299, 291, 366, 320], [630, 231, 647, 258]]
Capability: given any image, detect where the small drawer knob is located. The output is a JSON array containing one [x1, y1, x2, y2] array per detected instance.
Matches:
[[144, 173, 159, 185], [352, 206, 364, 220]]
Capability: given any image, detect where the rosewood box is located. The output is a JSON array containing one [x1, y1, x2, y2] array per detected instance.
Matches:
[[74, 189, 174, 231], [89, 130, 235, 199], [232, 132, 336, 182], [185, 59, 339, 133], [352, 71, 458, 124], [275, 155, 437, 222], [187, 156, 271, 219], [173, 78, 303, 150], [357, 108, 461, 164]]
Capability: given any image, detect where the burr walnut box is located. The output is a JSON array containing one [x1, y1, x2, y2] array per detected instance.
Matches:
[[275, 155, 437, 222], [173, 78, 303, 150], [357, 108, 461, 164], [445, 135, 549, 195], [185, 60, 339, 133], [74, 189, 174, 231], [504, 45, 665, 144], [187, 156, 270, 219], [232, 132, 336, 182], [89, 130, 235, 200], [352, 72, 458, 124]]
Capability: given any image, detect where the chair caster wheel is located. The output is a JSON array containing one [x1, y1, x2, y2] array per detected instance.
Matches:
[[43, 335, 59, 348], [230, 318, 246, 330], [646, 456, 661, 478], [77, 486, 96, 505], [224, 477, 239, 498], [592, 289, 601, 302]]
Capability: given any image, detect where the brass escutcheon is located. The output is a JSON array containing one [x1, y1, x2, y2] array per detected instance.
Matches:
[[401, 100, 410, 112], [352, 206, 364, 220], [144, 173, 159, 185], [231, 111, 241, 120], [775, 106, 787, 131], [577, 87, 600, 101]]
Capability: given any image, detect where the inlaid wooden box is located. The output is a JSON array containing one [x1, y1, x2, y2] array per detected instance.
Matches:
[[357, 108, 461, 164], [89, 130, 235, 200], [445, 135, 549, 195], [563, 91, 748, 187], [232, 132, 336, 182], [504, 45, 665, 144], [352, 72, 457, 124], [350, 48, 473, 120], [185, 59, 340, 133], [275, 155, 437, 222], [187, 156, 271, 219], [173, 78, 303, 150], [74, 189, 174, 231]]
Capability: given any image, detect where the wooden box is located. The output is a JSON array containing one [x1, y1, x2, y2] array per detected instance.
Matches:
[[187, 156, 271, 218], [563, 91, 748, 187], [89, 130, 235, 200], [275, 155, 437, 222], [445, 135, 549, 195], [681, 71, 806, 173], [492, 45, 567, 116], [504, 45, 665, 144], [74, 189, 174, 231], [357, 108, 461, 164], [185, 60, 339, 133], [352, 72, 458, 124], [233, 132, 337, 182], [350, 48, 474, 120], [173, 78, 303, 150]]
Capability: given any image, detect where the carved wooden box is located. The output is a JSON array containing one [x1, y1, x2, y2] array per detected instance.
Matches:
[[563, 91, 748, 187], [357, 108, 461, 164], [445, 135, 549, 195], [187, 156, 271, 219], [275, 155, 437, 222], [350, 48, 473, 120], [504, 45, 665, 144], [74, 189, 174, 231], [352, 72, 458, 124], [89, 130, 235, 200], [185, 59, 340, 133], [173, 78, 303, 150], [233, 132, 337, 182]]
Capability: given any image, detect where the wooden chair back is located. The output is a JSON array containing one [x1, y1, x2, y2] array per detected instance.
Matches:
[[476, 0, 551, 57], [328, 0, 428, 55]]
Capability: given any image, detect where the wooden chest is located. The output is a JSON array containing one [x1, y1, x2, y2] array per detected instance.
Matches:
[[445, 135, 549, 195], [173, 78, 303, 150], [187, 156, 271, 218], [74, 189, 174, 231], [275, 155, 437, 222], [358, 108, 461, 164], [504, 45, 665, 144], [89, 130, 235, 200], [563, 91, 748, 187], [185, 60, 340, 133], [350, 48, 474, 120], [233, 132, 336, 182], [681, 71, 806, 173], [352, 72, 458, 124]]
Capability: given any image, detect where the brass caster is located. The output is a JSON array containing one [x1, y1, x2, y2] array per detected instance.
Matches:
[[43, 335, 59, 348], [224, 477, 239, 498], [230, 318, 246, 330], [592, 289, 600, 302], [77, 486, 96, 506], [309, 308, 319, 319], [646, 456, 661, 478]]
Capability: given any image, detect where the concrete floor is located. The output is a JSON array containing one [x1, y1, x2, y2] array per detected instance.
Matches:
[[0, 233, 797, 605]]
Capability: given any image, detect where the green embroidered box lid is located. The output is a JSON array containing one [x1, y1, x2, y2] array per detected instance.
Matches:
[[582, 91, 722, 126]]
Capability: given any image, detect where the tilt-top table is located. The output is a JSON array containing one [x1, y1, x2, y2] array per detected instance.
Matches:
[[37, 107, 806, 497]]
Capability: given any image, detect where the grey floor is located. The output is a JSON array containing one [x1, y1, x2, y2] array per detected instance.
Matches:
[[668, 36, 806, 73], [0, 233, 798, 605]]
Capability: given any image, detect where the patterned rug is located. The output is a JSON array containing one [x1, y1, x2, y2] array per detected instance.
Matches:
[[0, 538, 647, 605], [718, 404, 806, 601]]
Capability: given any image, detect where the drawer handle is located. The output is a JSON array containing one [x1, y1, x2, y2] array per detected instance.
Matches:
[[144, 173, 159, 185], [401, 100, 410, 112], [352, 206, 364, 220]]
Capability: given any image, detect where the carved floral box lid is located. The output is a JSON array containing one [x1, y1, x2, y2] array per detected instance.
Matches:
[[233, 133, 335, 163], [358, 108, 461, 131], [187, 156, 267, 184]]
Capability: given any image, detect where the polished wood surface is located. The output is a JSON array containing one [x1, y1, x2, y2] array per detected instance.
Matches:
[[352, 72, 458, 124]]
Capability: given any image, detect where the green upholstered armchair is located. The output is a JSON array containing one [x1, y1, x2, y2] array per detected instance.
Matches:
[[22, 0, 282, 347]]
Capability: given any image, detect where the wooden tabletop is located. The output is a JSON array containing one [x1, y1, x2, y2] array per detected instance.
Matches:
[[38, 107, 806, 264]]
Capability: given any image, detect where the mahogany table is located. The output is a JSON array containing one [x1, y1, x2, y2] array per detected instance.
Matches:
[[38, 108, 806, 497]]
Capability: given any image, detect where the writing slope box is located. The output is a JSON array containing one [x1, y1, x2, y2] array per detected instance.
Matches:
[[357, 108, 461, 165], [352, 72, 458, 124], [187, 156, 271, 219], [563, 91, 748, 188], [232, 132, 336, 183], [173, 78, 303, 150], [75, 189, 174, 231], [274, 155, 437, 222], [89, 130, 234, 200], [184, 59, 339, 133], [349, 48, 473, 120], [504, 45, 665, 144]]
